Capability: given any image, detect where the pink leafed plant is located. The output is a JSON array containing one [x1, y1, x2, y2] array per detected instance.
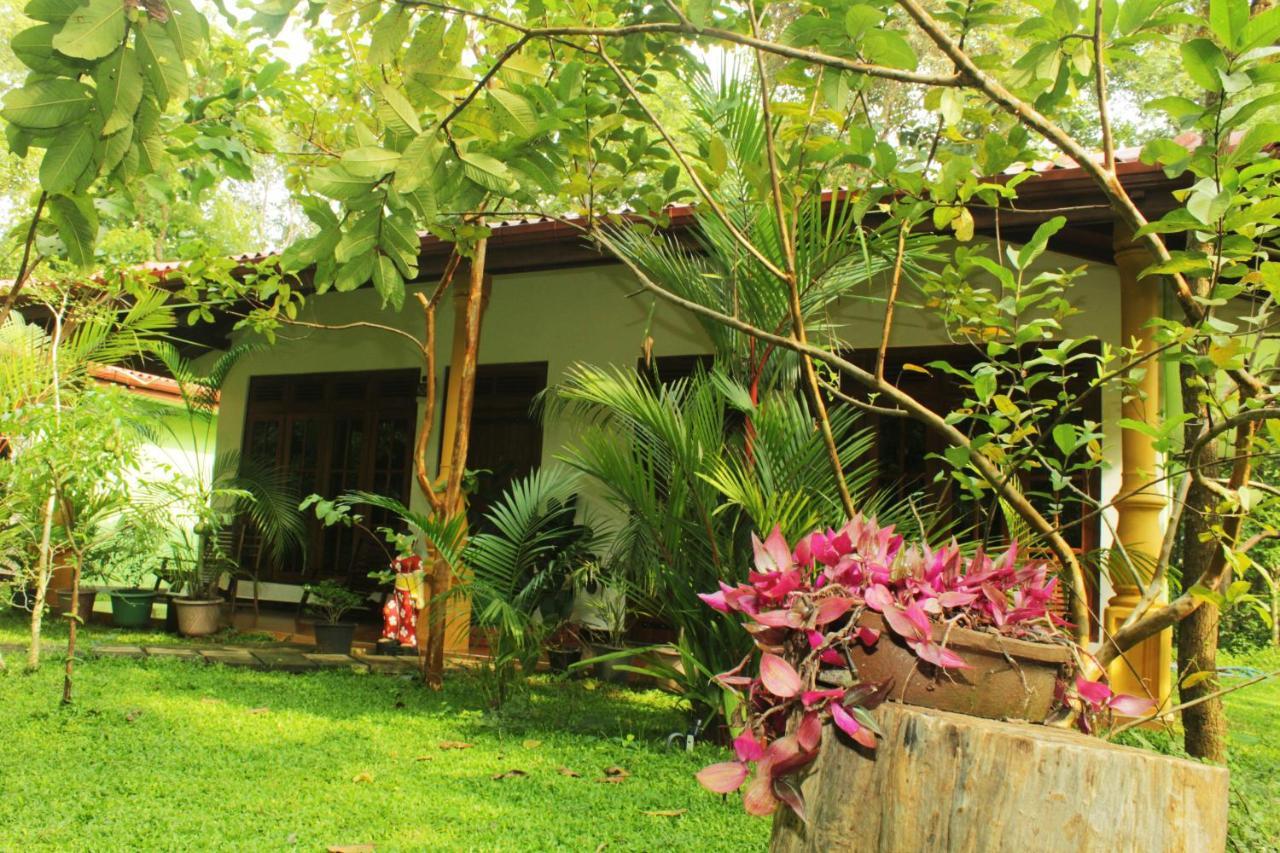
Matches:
[[695, 514, 1083, 819]]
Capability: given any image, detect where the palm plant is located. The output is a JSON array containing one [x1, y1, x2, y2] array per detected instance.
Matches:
[[547, 365, 954, 721], [462, 467, 600, 676]]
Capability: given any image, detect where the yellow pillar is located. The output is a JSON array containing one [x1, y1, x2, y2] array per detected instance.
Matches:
[[1104, 223, 1172, 706], [434, 275, 491, 655]]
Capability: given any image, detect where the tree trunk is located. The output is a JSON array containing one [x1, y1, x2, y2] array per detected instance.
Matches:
[[1177, 360, 1228, 763], [62, 554, 82, 704], [27, 488, 58, 671], [770, 703, 1230, 853]]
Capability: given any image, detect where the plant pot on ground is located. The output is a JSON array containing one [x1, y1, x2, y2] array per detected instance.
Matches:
[[173, 597, 222, 637], [55, 588, 97, 625], [585, 594, 632, 684], [544, 621, 584, 675], [108, 588, 158, 628], [305, 580, 367, 655]]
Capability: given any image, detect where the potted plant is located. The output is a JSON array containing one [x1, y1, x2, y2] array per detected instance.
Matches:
[[545, 620, 583, 674], [305, 579, 367, 654], [694, 516, 1154, 818], [93, 515, 166, 629], [586, 593, 631, 684]]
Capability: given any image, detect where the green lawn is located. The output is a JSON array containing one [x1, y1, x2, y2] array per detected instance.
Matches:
[[2, 607, 1276, 851], [0, 617, 766, 850]]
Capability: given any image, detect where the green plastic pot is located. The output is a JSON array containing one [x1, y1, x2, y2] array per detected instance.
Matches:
[[109, 588, 157, 629]]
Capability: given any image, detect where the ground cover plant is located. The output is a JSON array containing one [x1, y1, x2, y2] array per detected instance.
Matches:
[[0, 642, 765, 850]]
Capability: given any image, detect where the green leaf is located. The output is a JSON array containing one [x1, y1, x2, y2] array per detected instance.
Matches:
[[862, 29, 917, 71], [845, 5, 881, 40], [1116, 0, 1164, 35], [309, 165, 375, 200], [24, 0, 83, 23], [94, 47, 143, 132], [394, 130, 441, 193], [39, 124, 95, 193], [12, 24, 84, 74], [372, 253, 405, 310], [47, 193, 98, 266], [1015, 215, 1066, 270], [135, 20, 187, 107], [378, 84, 421, 135], [162, 0, 209, 63], [335, 212, 380, 263], [707, 135, 728, 173], [341, 146, 400, 178], [1052, 423, 1078, 456], [0, 78, 93, 130], [334, 252, 374, 292], [458, 150, 513, 193], [1180, 39, 1227, 91], [488, 88, 537, 138], [51, 0, 125, 60], [1241, 6, 1280, 51], [1208, 0, 1247, 47], [972, 371, 996, 404]]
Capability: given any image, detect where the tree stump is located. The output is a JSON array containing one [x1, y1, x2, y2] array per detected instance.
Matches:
[[770, 702, 1228, 853]]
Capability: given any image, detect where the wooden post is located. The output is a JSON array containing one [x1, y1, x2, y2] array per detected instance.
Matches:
[[771, 703, 1229, 853], [1104, 222, 1172, 706]]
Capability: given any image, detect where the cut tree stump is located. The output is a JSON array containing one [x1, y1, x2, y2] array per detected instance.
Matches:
[[770, 702, 1228, 853]]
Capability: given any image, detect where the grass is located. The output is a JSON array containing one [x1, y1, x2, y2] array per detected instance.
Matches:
[[2, 607, 1276, 851], [1115, 646, 1280, 852], [0, 614, 766, 851]]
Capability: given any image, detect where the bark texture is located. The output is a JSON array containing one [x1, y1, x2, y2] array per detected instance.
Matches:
[[1178, 367, 1228, 763], [770, 703, 1229, 853]]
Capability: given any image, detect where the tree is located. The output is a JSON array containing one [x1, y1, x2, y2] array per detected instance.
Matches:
[[248, 0, 1280, 754]]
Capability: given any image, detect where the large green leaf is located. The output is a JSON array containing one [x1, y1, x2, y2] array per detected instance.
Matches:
[[488, 88, 537, 138], [51, 0, 126, 60], [47, 193, 98, 267], [459, 150, 513, 193], [1180, 39, 1227, 92], [393, 130, 440, 193], [24, 0, 82, 23], [308, 165, 375, 200], [94, 46, 143, 133], [39, 124, 96, 192], [11, 23, 84, 74], [340, 146, 400, 178], [1, 78, 93, 130], [862, 29, 917, 71], [135, 20, 187, 107], [372, 253, 404, 310]]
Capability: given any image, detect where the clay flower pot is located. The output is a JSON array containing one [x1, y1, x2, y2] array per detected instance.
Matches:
[[845, 612, 1072, 722], [174, 598, 222, 637]]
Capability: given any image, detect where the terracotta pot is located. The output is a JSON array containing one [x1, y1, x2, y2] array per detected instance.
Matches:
[[55, 588, 97, 624], [174, 598, 222, 637], [844, 612, 1072, 722]]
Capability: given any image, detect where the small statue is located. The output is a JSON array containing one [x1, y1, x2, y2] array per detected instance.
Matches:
[[382, 554, 424, 648]]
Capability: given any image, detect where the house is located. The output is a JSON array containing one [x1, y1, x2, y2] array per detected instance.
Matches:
[[181, 150, 1187, 701]]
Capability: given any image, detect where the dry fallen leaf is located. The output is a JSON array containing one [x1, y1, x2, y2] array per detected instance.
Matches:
[[437, 741, 472, 750], [603, 766, 630, 778], [594, 776, 625, 784], [492, 769, 528, 781], [124, 709, 143, 723], [522, 739, 542, 749], [351, 772, 374, 783], [326, 845, 374, 853], [248, 707, 270, 715], [557, 767, 581, 778], [643, 809, 688, 818], [415, 755, 433, 762]]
